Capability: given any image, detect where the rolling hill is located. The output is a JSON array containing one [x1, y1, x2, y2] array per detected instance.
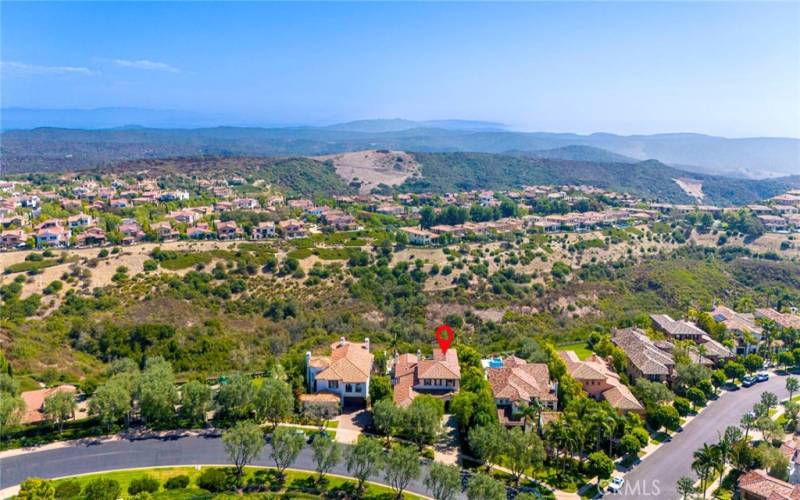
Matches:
[[1, 123, 798, 178]]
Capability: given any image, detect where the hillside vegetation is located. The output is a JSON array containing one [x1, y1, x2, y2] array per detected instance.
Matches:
[[401, 153, 800, 206], [2, 125, 799, 177]]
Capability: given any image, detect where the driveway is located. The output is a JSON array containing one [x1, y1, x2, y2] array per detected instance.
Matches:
[[613, 373, 789, 500], [0, 432, 442, 498]]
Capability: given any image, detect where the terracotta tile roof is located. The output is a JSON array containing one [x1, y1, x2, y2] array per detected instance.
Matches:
[[612, 328, 674, 376], [712, 305, 763, 335], [738, 469, 800, 500], [20, 385, 77, 424], [756, 308, 800, 330], [650, 314, 707, 338], [486, 357, 556, 404], [314, 341, 373, 384], [299, 393, 340, 404], [559, 351, 643, 413], [392, 349, 460, 407]]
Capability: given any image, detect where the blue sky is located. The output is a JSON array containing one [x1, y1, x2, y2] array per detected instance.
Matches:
[[2, 1, 799, 137]]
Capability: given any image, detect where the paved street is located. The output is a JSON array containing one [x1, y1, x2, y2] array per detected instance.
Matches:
[[614, 373, 789, 500], [0, 433, 440, 498]]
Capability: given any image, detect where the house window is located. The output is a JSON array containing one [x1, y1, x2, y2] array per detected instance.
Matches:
[[328, 380, 339, 389], [424, 379, 431, 386], [355, 384, 362, 393], [445, 379, 455, 387], [346, 383, 353, 393]]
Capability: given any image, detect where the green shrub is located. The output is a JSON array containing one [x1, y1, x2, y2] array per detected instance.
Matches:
[[83, 477, 121, 500], [54, 479, 82, 499], [164, 475, 190, 490], [128, 475, 160, 495], [196, 468, 229, 493]]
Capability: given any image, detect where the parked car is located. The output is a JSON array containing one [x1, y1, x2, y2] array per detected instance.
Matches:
[[756, 372, 770, 382], [607, 477, 625, 493], [742, 376, 756, 387]]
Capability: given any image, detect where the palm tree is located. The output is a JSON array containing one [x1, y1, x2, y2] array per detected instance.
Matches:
[[692, 444, 721, 499], [786, 377, 799, 402], [740, 412, 756, 439], [519, 399, 543, 434]]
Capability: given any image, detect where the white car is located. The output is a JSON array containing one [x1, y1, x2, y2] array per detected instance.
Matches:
[[607, 477, 625, 494]]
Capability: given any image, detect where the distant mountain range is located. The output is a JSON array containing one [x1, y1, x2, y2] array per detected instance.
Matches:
[[0, 115, 798, 179]]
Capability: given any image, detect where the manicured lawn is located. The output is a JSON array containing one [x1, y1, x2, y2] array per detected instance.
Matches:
[[51, 466, 423, 499], [556, 341, 593, 360]]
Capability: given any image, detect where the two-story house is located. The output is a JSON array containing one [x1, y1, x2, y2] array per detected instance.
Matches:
[[391, 348, 461, 408], [252, 221, 276, 239], [306, 337, 374, 408], [483, 356, 558, 427]]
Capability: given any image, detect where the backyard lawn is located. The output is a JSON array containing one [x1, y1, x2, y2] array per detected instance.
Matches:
[[556, 341, 594, 360]]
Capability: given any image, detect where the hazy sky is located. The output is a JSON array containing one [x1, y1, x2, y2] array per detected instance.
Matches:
[[2, 1, 799, 137]]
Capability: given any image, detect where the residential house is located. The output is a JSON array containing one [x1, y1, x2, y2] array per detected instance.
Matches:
[[76, 226, 107, 246], [252, 221, 276, 239], [611, 328, 675, 383], [20, 385, 77, 424], [169, 210, 197, 225], [233, 198, 260, 210], [650, 313, 733, 363], [712, 305, 763, 354], [151, 221, 179, 241], [216, 220, 242, 240], [560, 351, 644, 414], [67, 213, 92, 229], [1, 229, 27, 248], [780, 437, 800, 484], [401, 227, 436, 245], [755, 308, 800, 331], [118, 220, 146, 245], [36, 225, 70, 248], [188, 223, 213, 239], [758, 215, 790, 232], [305, 337, 373, 407], [737, 469, 800, 500], [391, 348, 461, 408], [278, 219, 306, 239], [483, 356, 558, 427]]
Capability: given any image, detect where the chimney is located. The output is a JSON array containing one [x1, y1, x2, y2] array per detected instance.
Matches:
[[339, 336, 346, 347], [417, 349, 422, 359], [364, 338, 370, 352]]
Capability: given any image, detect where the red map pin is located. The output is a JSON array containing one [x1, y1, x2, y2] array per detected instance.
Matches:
[[435, 325, 455, 355]]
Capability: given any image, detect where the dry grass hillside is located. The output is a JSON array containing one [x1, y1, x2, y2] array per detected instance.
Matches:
[[316, 150, 420, 193]]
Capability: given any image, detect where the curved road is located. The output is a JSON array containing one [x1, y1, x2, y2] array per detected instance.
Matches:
[[615, 372, 789, 500], [0, 433, 440, 498]]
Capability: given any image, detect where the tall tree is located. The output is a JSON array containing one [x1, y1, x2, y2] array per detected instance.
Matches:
[[586, 451, 614, 488], [692, 443, 721, 498], [270, 426, 305, 480], [466, 473, 505, 500], [222, 420, 265, 481], [254, 378, 293, 430], [372, 398, 405, 445], [136, 357, 178, 426], [43, 391, 76, 433], [215, 371, 255, 422], [310, 432, 341, 484], [346, 437, 384, 494], [676, 476, 696, 500], [506, 427, 545, 485], [424, 462, 461, 500], [179, 380, 212, 425], [787, 377, 799, 402], [384, 445, 421, 499], [89, 377, 132, 430]]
